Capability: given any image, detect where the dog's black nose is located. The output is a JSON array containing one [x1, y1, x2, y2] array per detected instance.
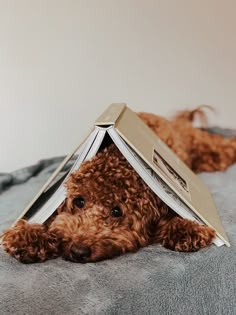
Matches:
[[70, 244, 91, 263]]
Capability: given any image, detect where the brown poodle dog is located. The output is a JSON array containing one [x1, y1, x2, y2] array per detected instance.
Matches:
[[2, 108, 236, 263]]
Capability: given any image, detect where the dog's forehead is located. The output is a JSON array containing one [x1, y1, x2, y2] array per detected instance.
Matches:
[[74, 149, 136, 181], [64, 144, 149, 204]]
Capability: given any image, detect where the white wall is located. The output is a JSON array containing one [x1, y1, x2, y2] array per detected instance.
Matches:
[[0, 0, 236, 172]]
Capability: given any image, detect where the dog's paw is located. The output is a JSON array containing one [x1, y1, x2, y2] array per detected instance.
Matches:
[[1, 220, 60, 263], [162, 219, 216, 252]]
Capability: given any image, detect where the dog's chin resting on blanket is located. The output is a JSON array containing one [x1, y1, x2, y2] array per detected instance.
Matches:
[[2, 107, 236, 264]]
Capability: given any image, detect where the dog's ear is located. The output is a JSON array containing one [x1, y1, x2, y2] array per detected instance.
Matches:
[[141, 195, 170, 242]]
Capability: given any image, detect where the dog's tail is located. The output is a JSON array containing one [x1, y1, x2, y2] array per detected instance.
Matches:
[[173, 105, 215, 127]]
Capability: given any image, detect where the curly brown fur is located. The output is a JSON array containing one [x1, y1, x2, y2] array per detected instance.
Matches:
[[2, 107, 235, 263], [2, 220, 60, 263]]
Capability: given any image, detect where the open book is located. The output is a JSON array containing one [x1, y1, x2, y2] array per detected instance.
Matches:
[[15, 104, 230, 247]]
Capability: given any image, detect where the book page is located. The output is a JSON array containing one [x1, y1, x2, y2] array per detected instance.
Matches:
[[108, 128, 223, 247], [26, 130, 97, 222], [114, 105, 229, 246], [28, 127, 106, 224]]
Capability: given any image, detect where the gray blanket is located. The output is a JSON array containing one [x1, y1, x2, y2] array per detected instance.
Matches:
[[0, 131, 236, 315]]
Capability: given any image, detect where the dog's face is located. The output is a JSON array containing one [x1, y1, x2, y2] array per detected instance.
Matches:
[[51, 144, 163, 263]]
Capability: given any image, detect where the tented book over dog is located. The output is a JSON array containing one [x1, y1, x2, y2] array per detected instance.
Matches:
[[15, 104, 229, 247]]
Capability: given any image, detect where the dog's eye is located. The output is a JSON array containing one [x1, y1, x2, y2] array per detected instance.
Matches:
[[111, 206, 123, 218], [73, 196, 85, 208]]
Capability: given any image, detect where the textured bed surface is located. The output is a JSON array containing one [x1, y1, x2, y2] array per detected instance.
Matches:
[[0, 131, 236, 315]]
